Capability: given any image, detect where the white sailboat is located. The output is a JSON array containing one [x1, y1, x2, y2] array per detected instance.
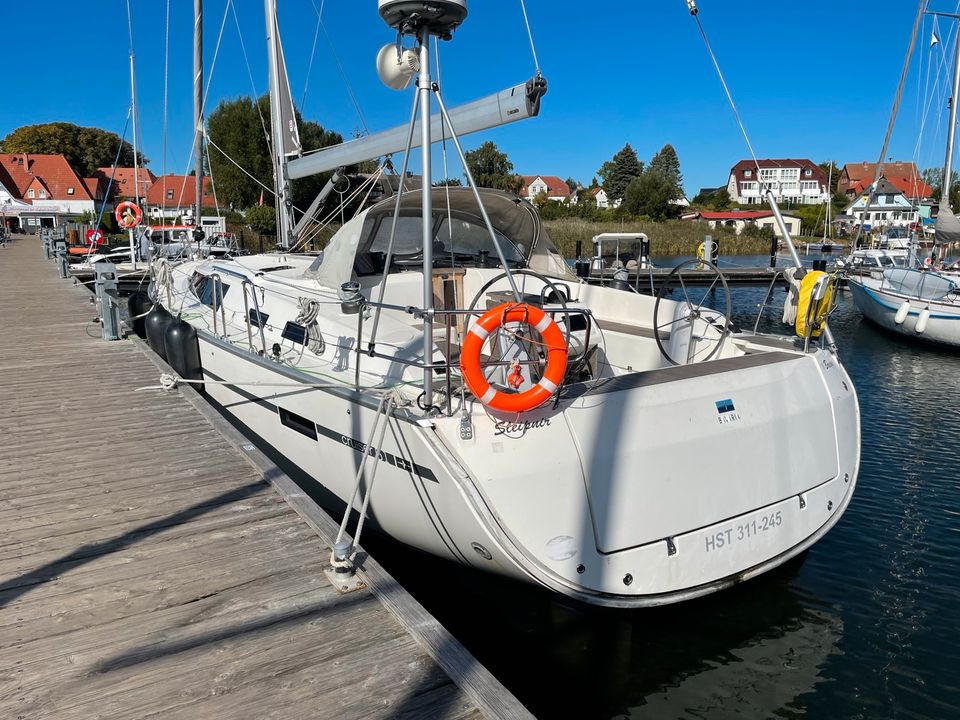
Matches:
[[847, 7, 960, 348], [148, 0, 860, 608]]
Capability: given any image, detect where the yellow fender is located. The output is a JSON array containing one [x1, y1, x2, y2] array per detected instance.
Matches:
[[795, 270, 833, 338]]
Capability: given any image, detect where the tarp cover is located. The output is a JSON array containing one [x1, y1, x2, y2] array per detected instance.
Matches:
[[883, 268, 957, 300], [935, 207, 960, 245]]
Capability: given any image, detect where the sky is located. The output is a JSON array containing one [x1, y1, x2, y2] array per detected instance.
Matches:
[[2, 1, 958, 196]]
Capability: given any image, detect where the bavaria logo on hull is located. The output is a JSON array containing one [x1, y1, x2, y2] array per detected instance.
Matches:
[[715, 398, 740, 424]]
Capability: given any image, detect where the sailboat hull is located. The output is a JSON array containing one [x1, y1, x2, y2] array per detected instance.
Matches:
[[190, 326, 859, 608], [848, 277, 960, 347]]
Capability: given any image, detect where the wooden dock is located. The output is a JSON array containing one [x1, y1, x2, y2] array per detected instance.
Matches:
[[0, 235, 532, 720]]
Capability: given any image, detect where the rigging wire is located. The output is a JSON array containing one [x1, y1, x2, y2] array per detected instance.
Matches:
[[518, 0, 541, 77], [301, 0, 325, 112], [229, 0, 271, 148], [852, 0, 926, 250], [308, 0, 369, 134], [688, 6, 762, 178]]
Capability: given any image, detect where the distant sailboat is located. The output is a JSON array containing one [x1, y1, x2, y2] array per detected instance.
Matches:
[[848, 7, 960, 348]]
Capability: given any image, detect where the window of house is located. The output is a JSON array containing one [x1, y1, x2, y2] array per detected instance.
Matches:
[[27, 189, 34, 198], [744, 169, 752, 178], [67, 187, 75, 195], [804, 169, 812, 176], [166, 189, 174, 200], [38, 189, 45, 198]]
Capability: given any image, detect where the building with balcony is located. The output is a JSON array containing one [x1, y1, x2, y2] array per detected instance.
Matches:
[[726, 159, 828, 206]]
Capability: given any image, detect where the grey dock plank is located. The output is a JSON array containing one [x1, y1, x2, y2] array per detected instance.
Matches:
[[0, 236, 531, 720]]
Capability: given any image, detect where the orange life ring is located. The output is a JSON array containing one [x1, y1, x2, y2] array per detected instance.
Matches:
[[460, 303, 568, 413], [115, 201, 142, 229]]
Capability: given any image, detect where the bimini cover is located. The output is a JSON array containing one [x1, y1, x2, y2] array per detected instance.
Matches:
[[302, 187, 574, 289], [883, 268, 957, 300]]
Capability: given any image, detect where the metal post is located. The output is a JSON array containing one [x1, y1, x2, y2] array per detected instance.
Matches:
[[94, 262, 121, 341], [703, 234, 713, 264], [419, 29, 434, 408], [54, 240, 68, 278], [128, 227, 137, 271]]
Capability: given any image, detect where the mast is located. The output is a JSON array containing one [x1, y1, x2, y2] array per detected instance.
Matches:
[[126, 0, 141, 206], [264, 0, 296, 250], [418, 28, 434, 405], [823, 162, 831, 242], [942, 32, 960, 211], [193, 0, 204, 241]]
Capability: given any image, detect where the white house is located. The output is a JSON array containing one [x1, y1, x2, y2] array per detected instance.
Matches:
[[0, 154, 104, 231], [842, 178, 918, 230], [726, 158, 828, 206], [684, 210, 802, 238], [584, 187, 622, 209], [518, 175, 572, 203]]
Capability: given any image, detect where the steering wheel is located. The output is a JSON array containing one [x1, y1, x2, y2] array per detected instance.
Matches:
[[653, 259, 732, 366], [464, 269, 574, 386]]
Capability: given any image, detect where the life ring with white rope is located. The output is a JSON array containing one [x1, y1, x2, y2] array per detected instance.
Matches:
[[115, 201, 143, 229], [459, 303, 568, 413]]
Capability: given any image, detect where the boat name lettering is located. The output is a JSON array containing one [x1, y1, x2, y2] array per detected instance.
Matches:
[[340, 434, 415, 472], [704, 511, 783, 553], [493, 417, 552, 436]]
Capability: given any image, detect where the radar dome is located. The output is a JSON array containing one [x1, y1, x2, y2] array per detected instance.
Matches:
[[377, 0, 467, 36]]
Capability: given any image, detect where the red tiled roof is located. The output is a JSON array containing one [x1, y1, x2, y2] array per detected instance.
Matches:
[[841, 161, 919, 183], [728, 158, 827, 186], [145, 174, 217, 208], [83, 177, 107, 200], [95, 166, 156, 199], [0, 153, 94, 202], [847, 175, 932, 199], [519, 175, 571, 198]]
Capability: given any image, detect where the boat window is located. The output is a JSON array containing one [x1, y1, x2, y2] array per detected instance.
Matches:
[[435, 216, 524, 264], [370, 215, 426, 256], [879, 256, 894, 266], [192, 274, 230, 310]]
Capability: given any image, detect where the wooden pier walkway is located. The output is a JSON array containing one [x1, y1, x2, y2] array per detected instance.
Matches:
[[0, 235, 532, 720]]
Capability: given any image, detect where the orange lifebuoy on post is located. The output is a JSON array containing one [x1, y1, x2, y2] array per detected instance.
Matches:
[[115, 201, 142, 229], [460, 303, 568, 413]]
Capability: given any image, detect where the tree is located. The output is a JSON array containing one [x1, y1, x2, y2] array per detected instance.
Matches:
[[433, 178, 462, 187], [0, 122, 146, 176], [206, 95, 342, 212], [921, 167, 960, 206], [818, 160, 841, 194], [623, 171, 680, 220], [463, 141, 521, 192], [245, 203, 276, 234], [564, 177, 579, 194], [596, 160, 615, 188], [603, 144, 643, 202], [647, 144, 684, 200], [707, 187, 731, 211]]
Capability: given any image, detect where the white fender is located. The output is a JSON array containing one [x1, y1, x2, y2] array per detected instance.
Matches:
[[916, 308, 930, 334], [894, 301, 910, 325]]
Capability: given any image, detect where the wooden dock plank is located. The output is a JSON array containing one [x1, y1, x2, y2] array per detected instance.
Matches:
[[0, 236, 531, 720]]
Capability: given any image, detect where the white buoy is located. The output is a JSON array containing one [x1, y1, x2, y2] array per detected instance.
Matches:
[[916, 308, 930, 334], [895, 301, 911, 325]]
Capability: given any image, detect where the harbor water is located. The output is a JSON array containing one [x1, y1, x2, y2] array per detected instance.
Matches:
[[361, 253, 960, 719]]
